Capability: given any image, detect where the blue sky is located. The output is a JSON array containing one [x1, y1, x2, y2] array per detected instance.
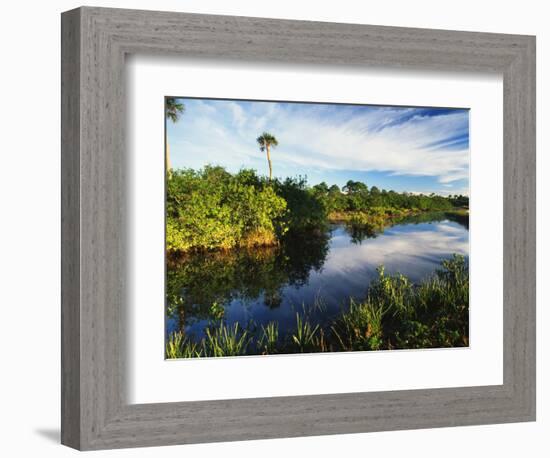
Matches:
[[166, 98, 470, 196]]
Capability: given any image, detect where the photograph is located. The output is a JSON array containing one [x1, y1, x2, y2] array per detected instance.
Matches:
[[164, 97, 470, 358]]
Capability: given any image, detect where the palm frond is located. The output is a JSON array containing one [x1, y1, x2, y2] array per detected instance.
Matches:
[[166, 97, 185, 123], [256, 132, 278, 149]]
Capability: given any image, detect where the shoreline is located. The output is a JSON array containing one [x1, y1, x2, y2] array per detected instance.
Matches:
[[167, 208, 469, 256]]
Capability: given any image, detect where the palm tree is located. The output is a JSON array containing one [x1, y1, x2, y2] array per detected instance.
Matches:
[[165, 97, 185, 178], [256, 132, 278, 181]]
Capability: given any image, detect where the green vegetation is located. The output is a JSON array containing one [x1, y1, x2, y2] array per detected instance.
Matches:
[[165, 132, 470, 356], [166, 166, 288, 252], [312, 179, 461, 215], [166, 255, 469, 358], [333, 255, 469, 350], [292, 313, 320, 353], [166, 166, 468, 254], [258, 322, 279, 355], [165, 117, 470, 358], [204, 323, 251, 357]]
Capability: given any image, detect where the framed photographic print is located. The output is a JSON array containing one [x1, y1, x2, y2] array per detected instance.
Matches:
[[61, 6, 536, 450], [163, 97, 471, 359]]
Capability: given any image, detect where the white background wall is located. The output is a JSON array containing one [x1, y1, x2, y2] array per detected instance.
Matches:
[[0, 0, 546, 456]]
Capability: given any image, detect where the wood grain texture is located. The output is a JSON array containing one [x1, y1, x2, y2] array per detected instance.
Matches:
[[60, 7, 81, 449], [61, 6, 536, 450]]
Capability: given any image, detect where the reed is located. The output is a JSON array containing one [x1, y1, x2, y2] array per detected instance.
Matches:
[[258, 322, 279, 354], [291, 313, 320, 353], [203, 322, 251, 357], [166, 331, 202, 358]]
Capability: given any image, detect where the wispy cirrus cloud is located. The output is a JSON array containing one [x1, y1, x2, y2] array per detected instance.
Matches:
[[167, 98, 469, 195]]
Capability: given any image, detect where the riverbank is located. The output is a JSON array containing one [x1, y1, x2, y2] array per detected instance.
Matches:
[[166, 166, 469, 254], [166, 254, 469, 358], [326, 207, 469, 240], [328, 207, 423, 228], [443, 208, 469, 229]]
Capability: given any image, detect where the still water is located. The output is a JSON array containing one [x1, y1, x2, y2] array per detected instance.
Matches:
[[166, 212, 469, 341]]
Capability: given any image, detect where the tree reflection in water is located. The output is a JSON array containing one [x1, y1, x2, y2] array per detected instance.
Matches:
[[166, 211, 469, 342], [166, 231, 330, 331]]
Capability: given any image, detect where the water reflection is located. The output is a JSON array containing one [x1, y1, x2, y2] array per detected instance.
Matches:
[[166, 232, 330, 331], [166, 213, 469, 340]]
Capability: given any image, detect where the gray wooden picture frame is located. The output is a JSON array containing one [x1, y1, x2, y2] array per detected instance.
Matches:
[[61, 6, 536, 451]]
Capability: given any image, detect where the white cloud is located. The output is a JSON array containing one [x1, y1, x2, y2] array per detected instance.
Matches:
[[227, 102, 246, 128], [321, 222, 468, 276], [269, 110, 468, 184], [169, 100, 469, 187]]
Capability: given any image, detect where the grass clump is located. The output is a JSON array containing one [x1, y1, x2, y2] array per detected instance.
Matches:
[[291, 313, 320, 353], [204, 323, 251, 357], [257, 322, 279, 355], [332, 299, 385, 351], [166, 331, 202, 358]]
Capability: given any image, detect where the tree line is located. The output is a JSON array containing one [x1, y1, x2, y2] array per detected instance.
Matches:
[[310, 179, 468, 215], [166, 166, 469, 253]]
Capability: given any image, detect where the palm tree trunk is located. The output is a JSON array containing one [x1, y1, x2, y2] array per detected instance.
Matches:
[[266, 145, 272, 181], [166, 140, 172, 179]]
